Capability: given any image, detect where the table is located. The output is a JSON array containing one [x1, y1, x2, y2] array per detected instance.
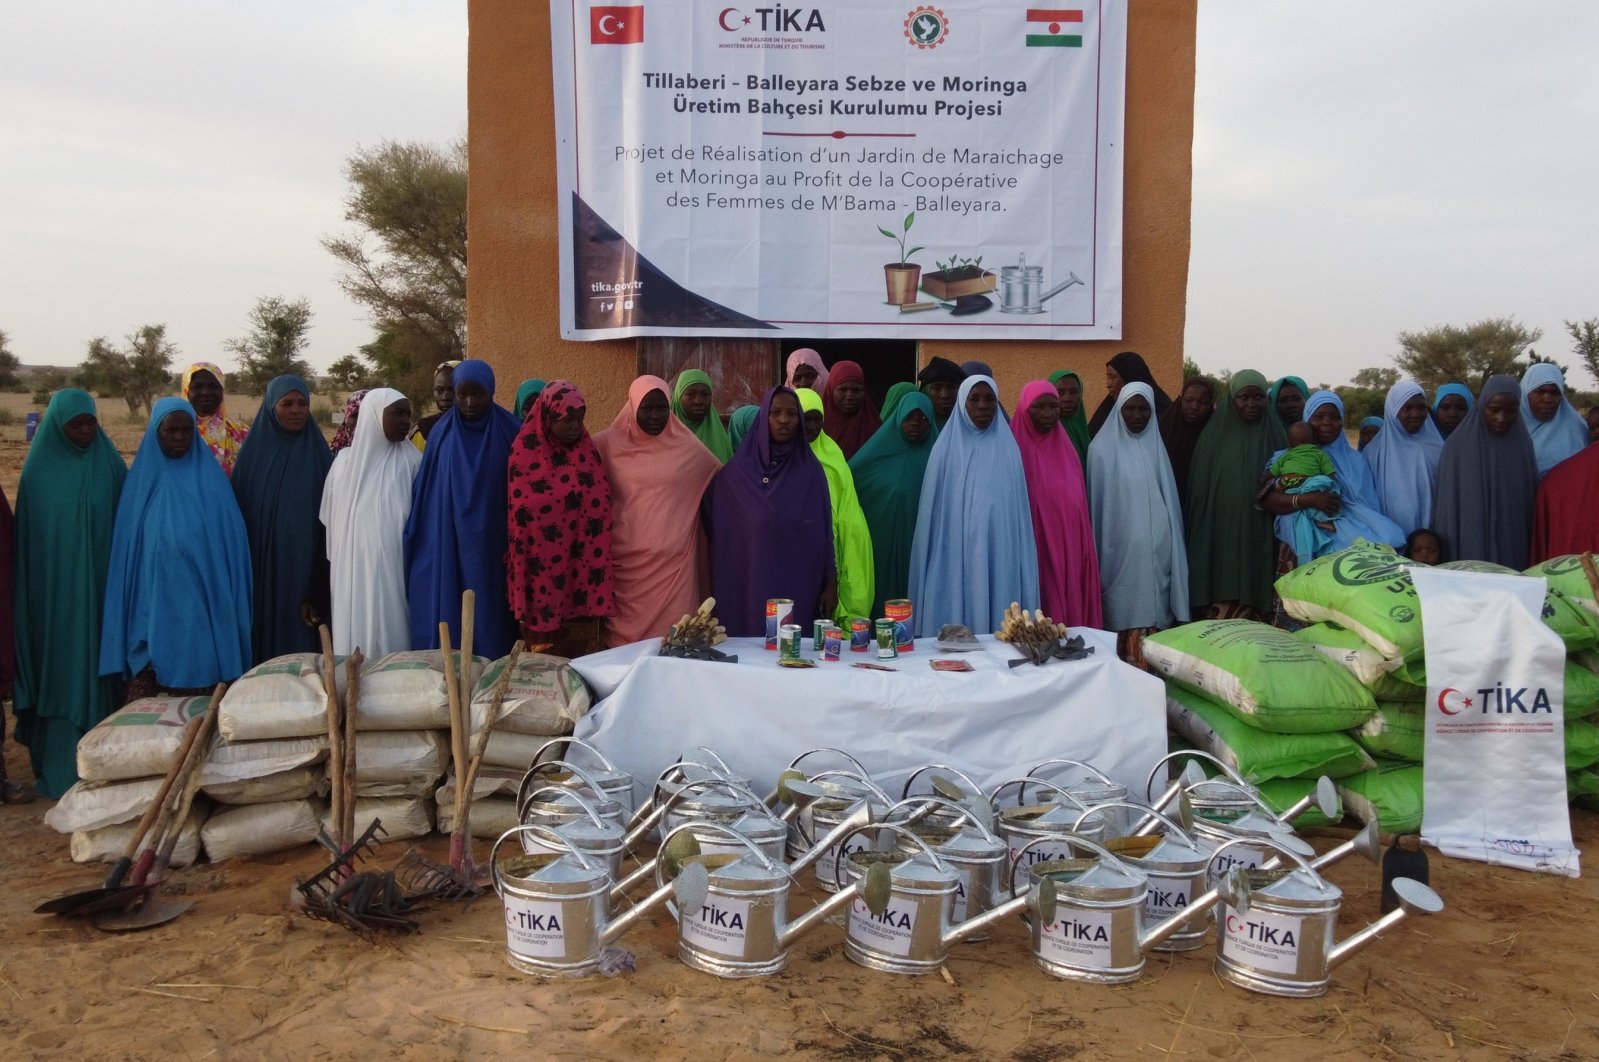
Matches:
[[570, 630, 1166, 809]]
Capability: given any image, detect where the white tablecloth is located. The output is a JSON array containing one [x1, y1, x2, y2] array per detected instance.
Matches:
[[570, 630, 1166, 808]]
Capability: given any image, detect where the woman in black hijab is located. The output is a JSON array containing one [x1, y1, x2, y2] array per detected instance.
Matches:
[[1088, 351, 1172, 437], [1432, 374, 1539, 568]]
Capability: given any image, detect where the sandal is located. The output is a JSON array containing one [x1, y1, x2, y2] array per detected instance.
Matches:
[[2, 780, 36, 805]]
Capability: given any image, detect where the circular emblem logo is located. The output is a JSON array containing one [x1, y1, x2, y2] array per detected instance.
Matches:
[[1330, 550, 1409, 587], [1388, 605, 1415, 623], [904, 6, 949, 49]]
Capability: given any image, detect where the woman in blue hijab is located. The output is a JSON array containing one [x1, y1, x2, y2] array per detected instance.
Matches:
[[1431, 383, 1473, 438], [1362, 380, 1444, 536], [907, 375, 1038, 637], [1519, 363, 1589, 475], [1268, 391, 1406, 554], [404, 359, 522, 658], [232, 374, 333, 660], [100, 398, 253, 697]]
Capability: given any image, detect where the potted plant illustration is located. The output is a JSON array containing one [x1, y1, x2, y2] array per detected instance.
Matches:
[[878, 212, 924, 305], [921, 254, 997, 300]]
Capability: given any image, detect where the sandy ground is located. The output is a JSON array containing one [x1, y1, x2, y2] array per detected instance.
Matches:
[[2, 728, 1596, 1062], [3, 389, 1599, 1060]]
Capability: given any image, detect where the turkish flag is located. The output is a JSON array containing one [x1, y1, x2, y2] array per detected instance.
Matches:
[[590, 6, 644, 44]]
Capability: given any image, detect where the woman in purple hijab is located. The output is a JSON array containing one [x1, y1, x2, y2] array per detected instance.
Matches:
[[702, 386, 837, 636]]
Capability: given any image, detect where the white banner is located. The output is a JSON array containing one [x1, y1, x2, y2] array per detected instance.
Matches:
[[551, 2, 1125, 340], [1415, 567, 1579, 877]]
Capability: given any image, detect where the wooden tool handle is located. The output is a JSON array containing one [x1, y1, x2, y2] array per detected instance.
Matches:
[[341, 649, 363, 854], [319, 624, 344, 851], [103, 686, 218, 888], [1579, 552, 1599, 601], [132, 685, 223, 886]]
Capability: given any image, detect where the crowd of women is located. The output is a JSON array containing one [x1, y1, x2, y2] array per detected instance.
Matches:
[[1, 350, 1596, 804]]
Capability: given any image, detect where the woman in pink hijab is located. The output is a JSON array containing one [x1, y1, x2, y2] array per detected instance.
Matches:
[[1011, 380, 1104, 628], [785, 349, 830, 394], [593, 375, 724, 647]]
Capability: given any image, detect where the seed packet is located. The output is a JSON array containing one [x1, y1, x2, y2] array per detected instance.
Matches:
[[930, 659, 974, 673]]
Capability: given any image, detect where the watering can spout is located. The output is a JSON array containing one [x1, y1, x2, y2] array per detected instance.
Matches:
[[787, 798, 874, 877], [1138, 872, 1237, 953], [604, 863, 707, 945], [1309, 820, 1381, 873], [940, 890, 1031, 948], [776, 886, 858, 950], [1327, 877, 1443, 969]]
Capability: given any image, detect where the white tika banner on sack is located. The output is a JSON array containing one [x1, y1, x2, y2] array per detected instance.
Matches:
[[1415, 567, 1579, 877]]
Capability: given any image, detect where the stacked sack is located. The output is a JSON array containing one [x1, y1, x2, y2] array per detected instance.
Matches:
[[206, 654, 337, 861], [347, 650, 484, 842], [1144, 619, 1378, 826], [435, 652, 593, 839], [1277, 546, 1599, 830], [47, 695, 214, 865]]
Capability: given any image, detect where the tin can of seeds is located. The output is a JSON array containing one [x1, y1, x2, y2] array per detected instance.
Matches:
[[765, 598, 793, 650], [884, 599, 914, 652], [823, 629, 843, 660], [875, 619, 898, 660], [849, 618, 871, 652], [813, 619, 834, 651], [779, 624, 804, 662]]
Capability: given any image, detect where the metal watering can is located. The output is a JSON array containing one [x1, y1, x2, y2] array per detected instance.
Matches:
[[516, 760, 626, 831], [622, 750, 751, 837], [790, 773, 895, 892], [516, 785, 627, 893], [1142, 751, 1338, 834], [777, 769, 883, 861], [1209, 836, 1443, 997], [1077, 803, 1214, 953], [900, 764, 994, 833], [763, 748, 873, 857], [663, 821, 860, 979], [490, 824, 704, 978], [527, 738, 636, 818], [990, 777, 1107, 871], [1027, 759, 1133, 836], [886, 796, 1007, 938], [1007, 834, 1231, 984]]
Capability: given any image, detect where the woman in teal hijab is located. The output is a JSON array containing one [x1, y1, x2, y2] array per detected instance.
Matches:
[[13, 390, 127, 797], [1048, 369, 1091, 470], [1268, 375, 1309, 426], [879, 381, 919, 423], [672, 369, 733, 463], [515, 379, 547, 419], [727, 404, 760, 452], [848, 391, 938, 615]]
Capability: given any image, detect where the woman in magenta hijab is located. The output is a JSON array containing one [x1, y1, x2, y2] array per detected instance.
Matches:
[[785, 348, 830, 394], [1012, 380, 1104, 628], [820, 360, 881, 460]]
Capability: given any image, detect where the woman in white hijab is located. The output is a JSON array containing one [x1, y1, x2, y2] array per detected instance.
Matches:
[[319, 388, 421, 656], [1362, 379, 1444, 536], [1088, 383, 1189, 663]]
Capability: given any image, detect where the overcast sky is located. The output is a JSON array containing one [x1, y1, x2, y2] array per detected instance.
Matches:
[[3, 3, 1595, 388]]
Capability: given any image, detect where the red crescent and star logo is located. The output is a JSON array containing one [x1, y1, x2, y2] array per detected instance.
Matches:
[[719, 7, 749, 31], [1436, 687, 1473, 715]]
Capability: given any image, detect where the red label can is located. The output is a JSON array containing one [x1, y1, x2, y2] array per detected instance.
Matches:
[[765, 598, 794, 650], [849, 617, 871, 652]]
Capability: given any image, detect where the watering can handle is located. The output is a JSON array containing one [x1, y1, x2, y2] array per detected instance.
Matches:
[[1070, 800, 1198, 850], [1004, 831, 1133, 896], [489, 823, 598, 898], [515, 759, 614, 820], [1142, 749, 1248, 802], [1175, 777, 1290, 825], [528, 736, 618, 774], [900, 763, 984, 801], [882, 796, 999, 842], [1027, 758, 1116, 787], [808, 769, 894, 806], [988, 775, 1088, 810], [652, 820, 779, 893], [829, 821, 952, 893], [786, 747, 869, 778], [693, 747, 736, 775], [518, 784, 609, 832]]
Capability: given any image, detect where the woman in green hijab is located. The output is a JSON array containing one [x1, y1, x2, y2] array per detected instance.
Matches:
[[797, 387, 875, 625], [849, 391, 938, 615], [515, 378, 547, 419], [727, 404, 760, 452], [1184, 370, 1288, 619], [672, 369, 733, 463], [879, 381, 919, 423], [1048, 369, 1091, 470], [1268, 375, 1309, 426], [12, 389, 128, 797]]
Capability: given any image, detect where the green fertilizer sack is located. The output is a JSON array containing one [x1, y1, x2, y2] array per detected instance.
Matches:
[[1166, 686, 1375, 782], [1570, 769, 1599, 802], [1386, 659, 1599, 719], [1277, 545, 1598, 660], [1525, 556, 1599, 618], [1293, 622, 1403, 686], [1337, 760, 1423, 834], [1566, 718, 1599, 770], [1144, 620, 1377, 734], [1352, 702, 1425, 763], [1256, 776, 1343, 829]]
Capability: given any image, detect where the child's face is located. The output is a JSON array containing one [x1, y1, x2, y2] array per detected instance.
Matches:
[[1408, 535, 1441, 565]]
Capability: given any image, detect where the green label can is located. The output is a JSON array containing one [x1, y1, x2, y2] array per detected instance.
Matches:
[[779, 623, 804, 662], [813, 619, 834, 651], [874, 618, 898, 659]]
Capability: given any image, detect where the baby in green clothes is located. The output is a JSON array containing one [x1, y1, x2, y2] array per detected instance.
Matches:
[[1271, 421, 1340, 560]]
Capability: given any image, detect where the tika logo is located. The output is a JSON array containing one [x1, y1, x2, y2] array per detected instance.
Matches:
[[591, 5, 644, 44], [1437, 684, 1553, 716], [1226, 914, 1296, 948], [718, 6, 826, 32]]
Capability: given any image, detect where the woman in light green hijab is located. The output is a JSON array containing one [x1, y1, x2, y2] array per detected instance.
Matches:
[[797, 387, 875, 625], [672, 369, 733, 463]]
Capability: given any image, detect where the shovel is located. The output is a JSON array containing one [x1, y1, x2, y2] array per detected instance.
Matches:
[[34, 687, 222, 916]]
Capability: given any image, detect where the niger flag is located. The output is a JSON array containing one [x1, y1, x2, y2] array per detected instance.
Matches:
[[1025, 8, 1083, 48]]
